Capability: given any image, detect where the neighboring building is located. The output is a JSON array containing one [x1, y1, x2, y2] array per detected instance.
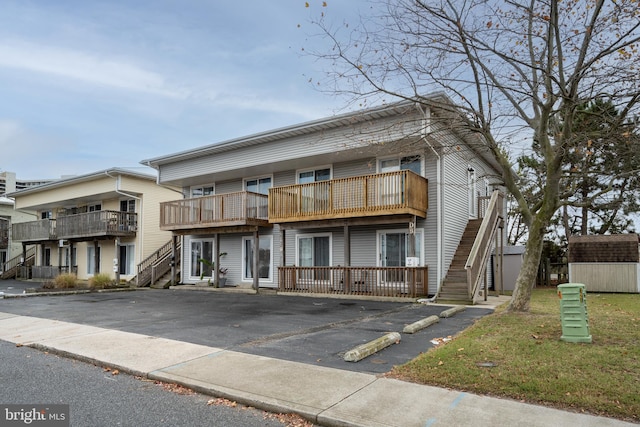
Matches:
[[0, 171, 53, 196], [143, 95, 506, 303], [7, 168, 180, 283], [0, 196, 39, 274]]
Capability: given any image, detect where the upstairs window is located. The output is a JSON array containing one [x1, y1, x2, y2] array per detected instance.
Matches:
[[245, 176, 272, 195], [191, 185, 214, 198], [120, 199, 136, 212], [379, 155, 422, 175], [298, 167, 331, 184]]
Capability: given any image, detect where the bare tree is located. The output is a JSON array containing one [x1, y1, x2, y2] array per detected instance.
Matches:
[[307, 0, 640, 311]]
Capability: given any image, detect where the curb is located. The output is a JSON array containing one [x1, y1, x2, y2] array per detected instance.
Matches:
[[403, 315, 440, 334], [343, 332, 401, 362]]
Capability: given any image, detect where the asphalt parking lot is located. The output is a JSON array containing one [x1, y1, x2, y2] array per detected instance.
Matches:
[[0, 281, 494, 374]]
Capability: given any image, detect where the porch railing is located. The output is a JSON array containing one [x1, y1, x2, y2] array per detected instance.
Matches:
[[160, 191, 269, 230], [466, 191, 504, 302], [12, 219, 57, 242], [57, 211, 137, 239], [269, 170, 428, 223], [278, 266, 428, 298], [31, 266, 78, 280]]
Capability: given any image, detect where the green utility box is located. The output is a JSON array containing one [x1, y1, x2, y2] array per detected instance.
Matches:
[[557, 283, 592, 343]]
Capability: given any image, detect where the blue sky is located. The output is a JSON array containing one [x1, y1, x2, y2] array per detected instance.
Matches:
[[0, 0, 367, 179]]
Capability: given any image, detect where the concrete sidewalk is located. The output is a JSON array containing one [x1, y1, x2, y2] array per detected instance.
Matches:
[[0, 311, 634, 427]]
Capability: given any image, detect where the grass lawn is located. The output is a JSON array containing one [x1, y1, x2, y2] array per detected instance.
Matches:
[[390, 288, 640, 422]]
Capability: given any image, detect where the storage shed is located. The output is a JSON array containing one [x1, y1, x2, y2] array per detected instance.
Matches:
[[568, 234, 640, 293]]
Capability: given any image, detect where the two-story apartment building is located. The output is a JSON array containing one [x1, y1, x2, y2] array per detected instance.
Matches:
[[8, 168, 180, 283], [143, 95, 506, 303]]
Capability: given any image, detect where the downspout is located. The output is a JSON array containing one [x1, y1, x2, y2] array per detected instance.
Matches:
[[105, 171, 143, 279], [416, 103, 443, 298]]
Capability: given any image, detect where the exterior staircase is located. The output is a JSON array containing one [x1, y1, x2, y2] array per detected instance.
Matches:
[[437, 220, 482, 304], [436, 190, 505, 305], [1, 248, 36, 280], [132, 239, 180, 288]]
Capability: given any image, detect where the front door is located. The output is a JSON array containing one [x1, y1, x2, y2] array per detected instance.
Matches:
[[379, 230, 423, 291]]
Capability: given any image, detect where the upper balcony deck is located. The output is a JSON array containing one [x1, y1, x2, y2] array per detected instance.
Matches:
[[160, 191, 270, 232], [268, 170, 428, 224]]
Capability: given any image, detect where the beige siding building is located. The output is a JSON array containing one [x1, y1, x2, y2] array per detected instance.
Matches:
[[8, 168, 180, 282]]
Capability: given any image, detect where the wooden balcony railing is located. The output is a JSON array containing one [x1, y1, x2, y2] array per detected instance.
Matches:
[[12, 219, 57, 242], [56, 211, 137, 240], [269, 170, 428, 223], [160, 191, 269, 231], [279, 266, 428, 298]]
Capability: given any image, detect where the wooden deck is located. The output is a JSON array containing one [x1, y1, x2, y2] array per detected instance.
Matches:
[[279, 266, 428, 298], [160, 191, 270, 232], [269, 170, 428, 223], [56, 211, 137, 240], [11, 219, 57, 243]]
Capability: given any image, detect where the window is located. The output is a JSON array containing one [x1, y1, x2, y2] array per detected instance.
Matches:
[[378, 230, 423, 267], [190, 239, 214, 279], [119, 244, 135, 275], [378, 229, 424, 289], [468, 167, 477, 218], [88, 204, 102, 212], [242, 235, 273, 281], [87, 245, 101, 275], [244, 176, 272, 195], [296, 234, 331, 281], [297, 167, 331, 184], [191, 185, 214, 198], [120, 199, 136, 212], [41, 211, 52, 219], [297, 168, 331, 213], [0, 249, 6, 272], [42, 247, 51, 266], [61, 246, 77, 268], [379, 155, 422, 175]]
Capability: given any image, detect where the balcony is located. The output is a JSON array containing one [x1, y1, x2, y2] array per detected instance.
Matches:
[[279, 266, 428, 298], [269, 170, 428, 224], [160, 191, 270, 232], [56, 210, 137, 240], [12, 219, 57, 243]]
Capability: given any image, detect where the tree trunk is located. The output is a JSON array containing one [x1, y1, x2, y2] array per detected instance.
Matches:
[[507, 219, 546, 312]]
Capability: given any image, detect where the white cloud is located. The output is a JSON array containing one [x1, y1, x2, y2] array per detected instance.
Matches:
[[0, 40, 186, 99]]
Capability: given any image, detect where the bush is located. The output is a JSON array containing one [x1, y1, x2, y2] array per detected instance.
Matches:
[[53, 273, 78, 289], [88, 273, 113, 289]]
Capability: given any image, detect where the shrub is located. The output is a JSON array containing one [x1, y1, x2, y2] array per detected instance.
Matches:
[[54, 273, 78, 289], [88, 273, 113, 289]]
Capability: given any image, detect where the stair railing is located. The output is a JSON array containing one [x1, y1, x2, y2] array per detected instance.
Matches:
[[134, 239, 180, 287], [465, 191, 504, 302], [1, 247, 36, 279]]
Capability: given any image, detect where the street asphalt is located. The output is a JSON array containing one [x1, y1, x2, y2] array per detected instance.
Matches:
[[1, 280, 636, 427], [0, 280, 491, 374]]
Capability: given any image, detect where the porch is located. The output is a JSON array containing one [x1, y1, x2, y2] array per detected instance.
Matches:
[[160, 191, 270, 232], [268, 170, 428, 223], [279, 266, 428, 298]]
